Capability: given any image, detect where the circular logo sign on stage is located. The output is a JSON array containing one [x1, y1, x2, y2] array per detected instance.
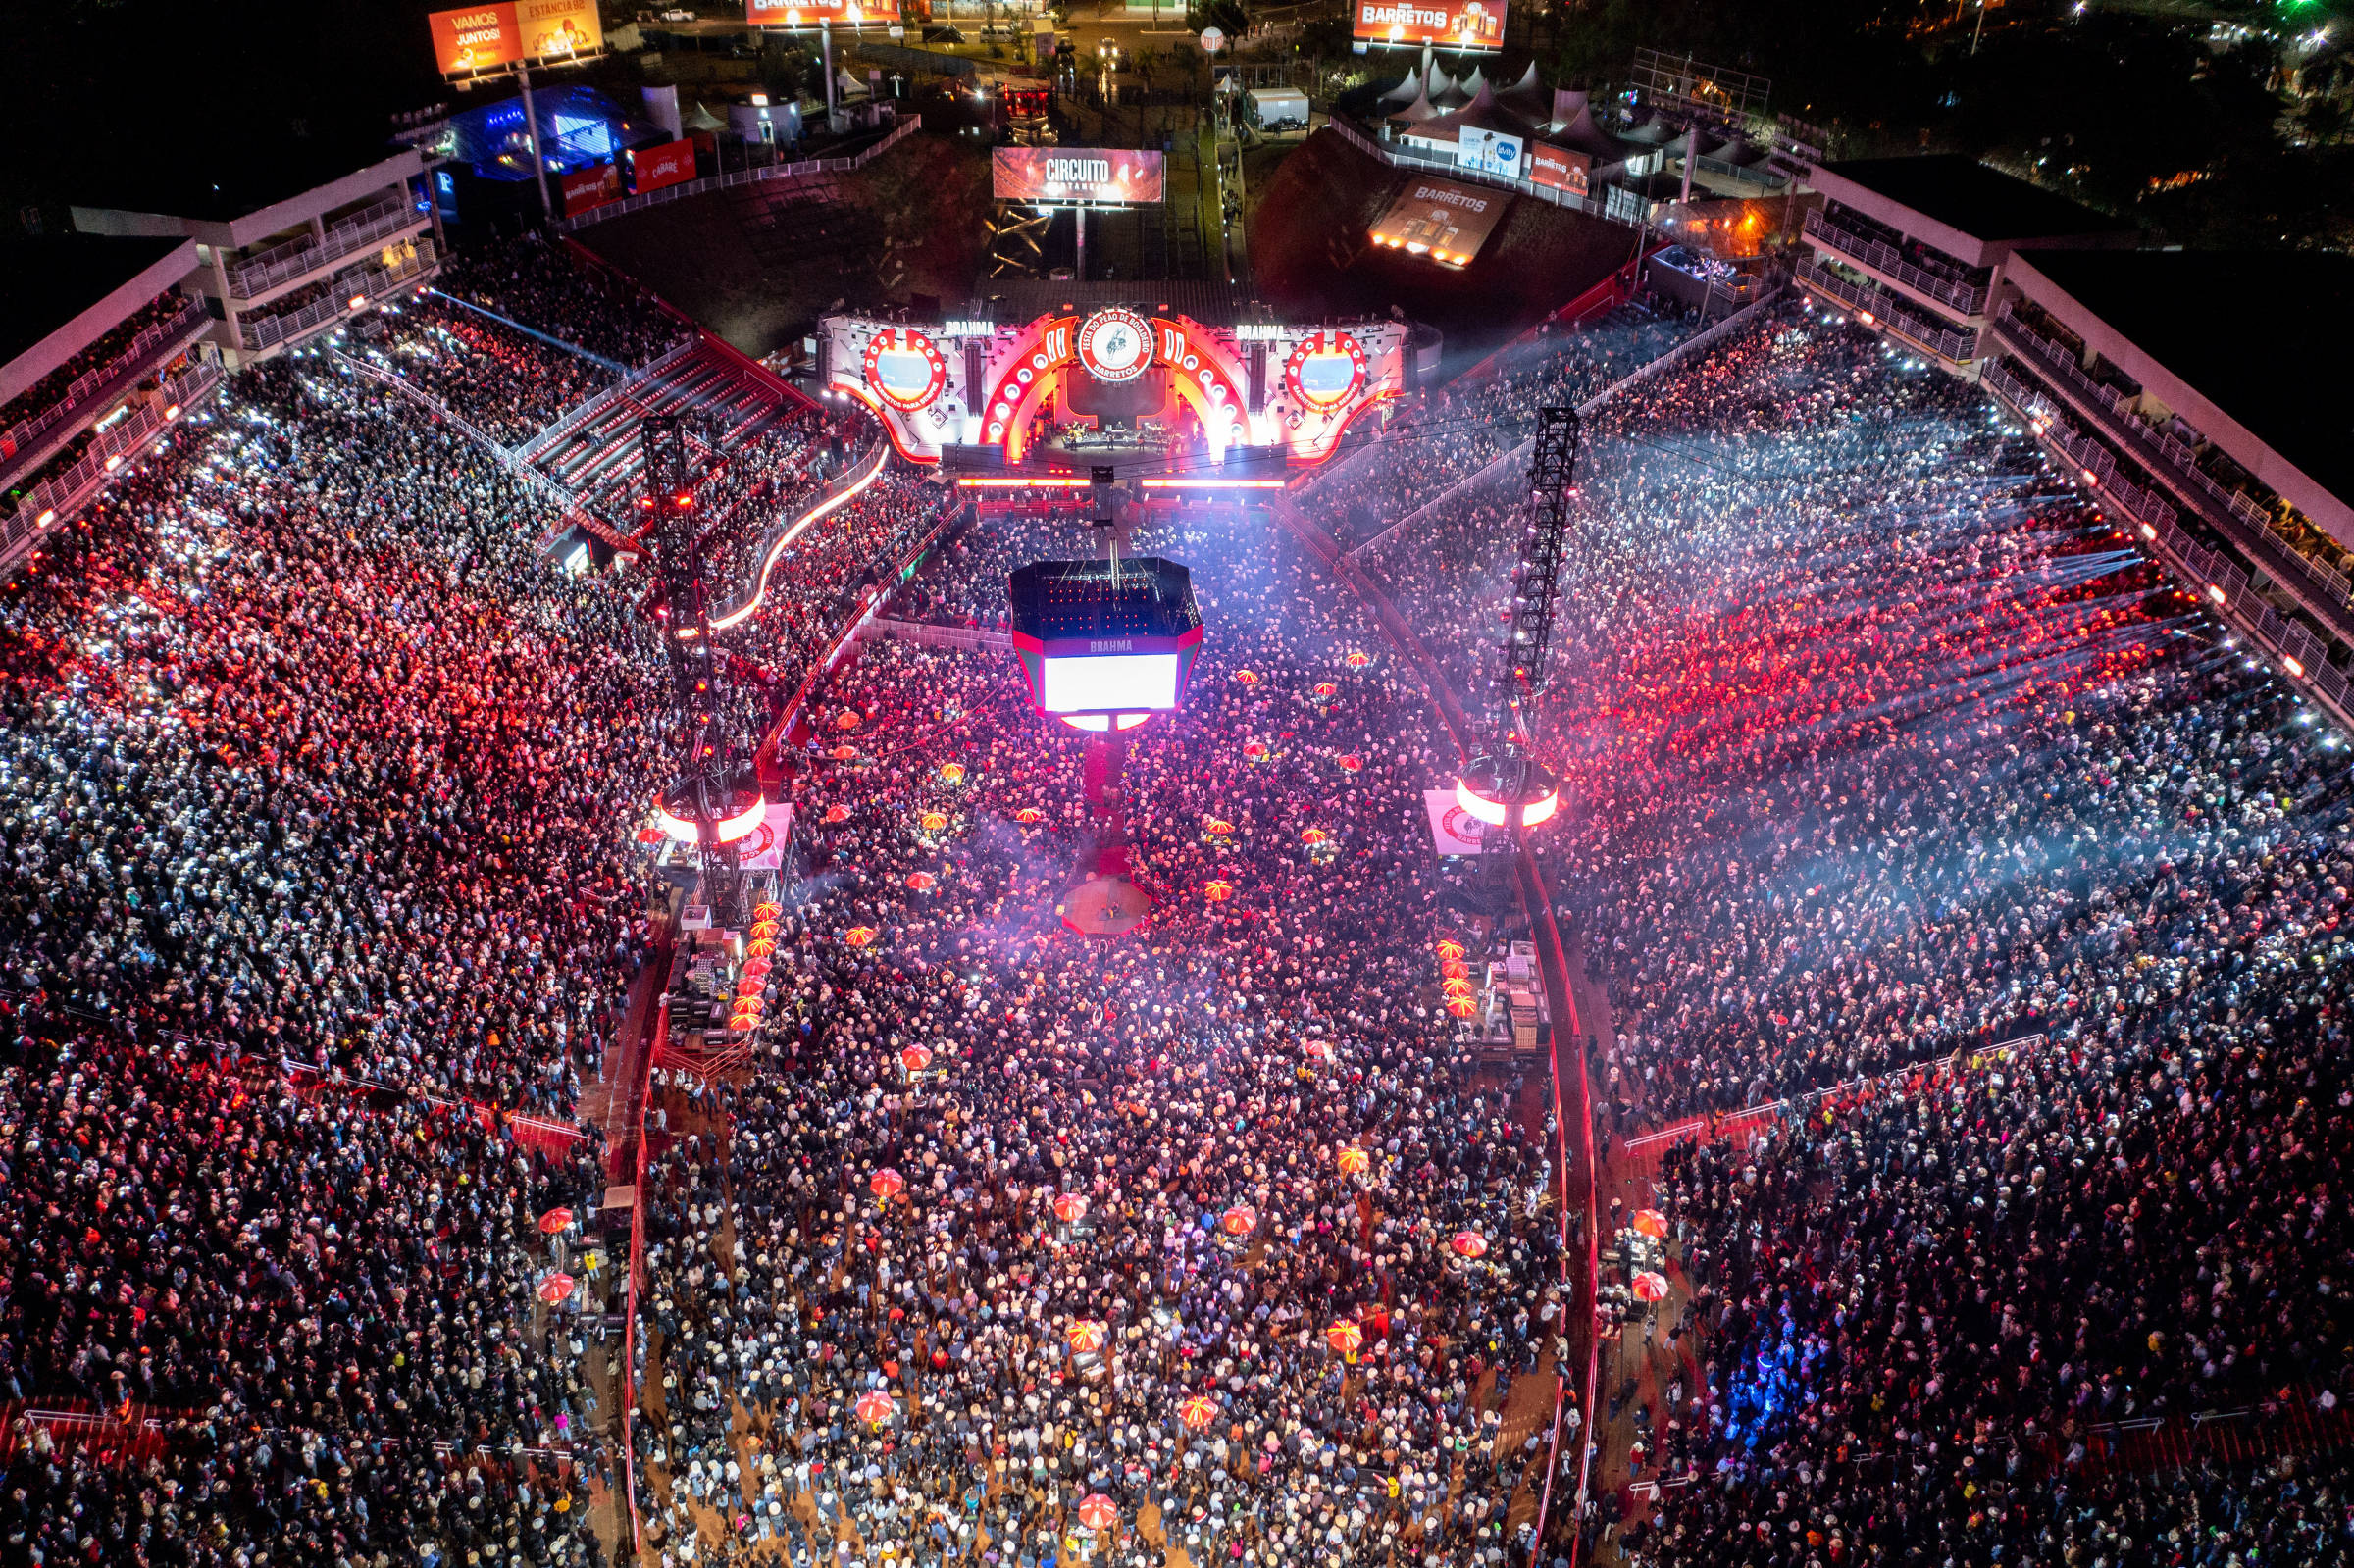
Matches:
[[1284, 330, 1367, 412], [1438, 803, 1488, 847], [862, 327, 947, 412], [1077, 308, 1153, 384]]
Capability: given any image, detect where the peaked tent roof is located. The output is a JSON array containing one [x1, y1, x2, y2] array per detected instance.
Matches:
[[1389, 88, 1441, 123], [1379, 67, 1424, 106], [1495, 63, 1552, 119], [1550, 105, 1624, 161], [1619, 115, 1675, 145], [1411, 82, 1543, 141], [1549, 88, 1589, 127]]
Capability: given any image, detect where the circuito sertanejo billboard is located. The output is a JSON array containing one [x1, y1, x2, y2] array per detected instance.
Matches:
[[993, 148, 1166, 206], [1352, 0, 1506, 50], [430, 0, 602, 76]]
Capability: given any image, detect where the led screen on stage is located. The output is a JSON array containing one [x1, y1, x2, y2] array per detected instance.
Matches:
[[1352, 0, 1506, 50], [1042, 653, 1182, 713]]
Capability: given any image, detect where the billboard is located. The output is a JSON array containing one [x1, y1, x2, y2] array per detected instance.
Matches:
[[1367, 176, 1510, 268], [629, 137, 698, 194], [1529, 142, 1591, 197], [747, 0, 862, 23], [560, 162, 621, 216], [1352, 0, 1506, 50], [430, 0, 601, 76], [1457, 126, 1523, 178], [993, 148, 1166, 205]]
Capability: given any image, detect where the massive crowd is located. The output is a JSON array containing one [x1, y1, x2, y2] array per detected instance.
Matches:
[[1316, 296, 2354, 1564], [630, 500, 1567, 1568], [0, 341, 688, 1565], [1, 225, 2344, 1568]]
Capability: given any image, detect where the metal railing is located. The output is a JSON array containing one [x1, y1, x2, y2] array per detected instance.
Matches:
[[223, 196, 423, 300], [1794, 258, 1975, 362], [2, 359, 222, 567], [1990, 309, 2354, 616], [1324, 117, 1636, 228], [237, 240, 437, 352], [0, 295, 211, 468], [1983, 358, 2351, 712], [856, 616, 1013, 652], [557, 118, 924, 232], [1802, 210, 1987, 316]]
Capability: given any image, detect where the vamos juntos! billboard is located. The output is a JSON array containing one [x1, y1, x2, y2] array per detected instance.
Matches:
[[992, 148, 1167, 206], [430, 0, 602, 77], [1352, 0, 1506, 50]]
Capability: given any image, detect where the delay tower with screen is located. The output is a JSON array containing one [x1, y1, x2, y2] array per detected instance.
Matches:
[[1006, 556, 1203, 733]]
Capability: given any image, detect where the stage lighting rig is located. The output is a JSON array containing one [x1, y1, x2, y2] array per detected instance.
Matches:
[[639, 413, 763, 928], [1456, 406, 1579, 835]]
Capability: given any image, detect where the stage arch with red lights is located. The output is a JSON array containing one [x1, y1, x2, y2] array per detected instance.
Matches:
[[818, 305, 1409, 469]]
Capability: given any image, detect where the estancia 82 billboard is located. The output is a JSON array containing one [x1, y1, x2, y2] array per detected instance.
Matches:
[[1352, 0, 1506, 49]]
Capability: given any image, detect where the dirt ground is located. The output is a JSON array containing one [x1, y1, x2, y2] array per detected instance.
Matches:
[[580, 132, 994, 358]]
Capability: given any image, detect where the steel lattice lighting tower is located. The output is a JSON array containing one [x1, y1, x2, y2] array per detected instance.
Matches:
[[639, 414, 764, 928], [1457, 405, 1581, 833]]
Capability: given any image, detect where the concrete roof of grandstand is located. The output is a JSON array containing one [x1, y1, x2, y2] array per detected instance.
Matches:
[[69, 136, 422, 248], [965, 280, 1281, 328], [0, 234, 198, 407], [1813, 156, 2134, 266], [2009, 248, 2354, 541]]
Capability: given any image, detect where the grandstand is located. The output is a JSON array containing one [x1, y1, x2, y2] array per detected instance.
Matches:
[[520, 336, 823, 521]]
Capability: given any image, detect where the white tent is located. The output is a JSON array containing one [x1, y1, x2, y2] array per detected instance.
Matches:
[[1378, 67, 1424, 106]]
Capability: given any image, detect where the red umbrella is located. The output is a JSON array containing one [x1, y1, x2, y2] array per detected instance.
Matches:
[[1076, 1493, 1118, 1532], [870, 1168, 907, 1199], [740, 956, 773, 982], [1335, 1147, 1369, 1177], [537, 1207, 574, 1236], [1631, 1270, 1670, 1302], [1052, 1192, 1091, 1225], [1325, 1321, 1364, 1356], [1067, 1320, 1108, 1354], [537, 1273, 576, 1305], [900, 1044, 934, 1073], [1179, 1395, 1219, 1430], [824, 804, 852, 824], [1451, 1231, 1488, 1259], [751, 900, 783, 922], [854, 1390, 897, 1426], [1631, 1209, 1669, 1239], [1220, 1205, 1257, 1237]]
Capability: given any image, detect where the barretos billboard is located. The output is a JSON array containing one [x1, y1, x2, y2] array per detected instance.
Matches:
[[992, 148, 1166, 206], [817, 308, 1410, 467], [746, 0, 864, 22], [429, 0, 602, 76], [1352, 0, 1506, 49]]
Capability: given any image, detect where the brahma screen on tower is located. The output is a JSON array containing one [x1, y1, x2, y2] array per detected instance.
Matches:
[[1352, 0, 1505, 48], [1007, 557, 1203, 722], [993, 148, 1167, 205]]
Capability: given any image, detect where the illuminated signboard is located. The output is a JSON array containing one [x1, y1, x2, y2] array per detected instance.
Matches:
[[1352, 0, 1506, 50], [862, 327, 948, 412], [429, 0, 602, 76], [747, 0, 865, 22], [629, 137, 697, 194], [1367, 176, 1510, 269], [993, 148, 1166, 206], [1529, 143, 1591, 197], [559, 162, 622, 215], [1076, 309, 1152, 383], [1457, 126, 1523, 178]]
